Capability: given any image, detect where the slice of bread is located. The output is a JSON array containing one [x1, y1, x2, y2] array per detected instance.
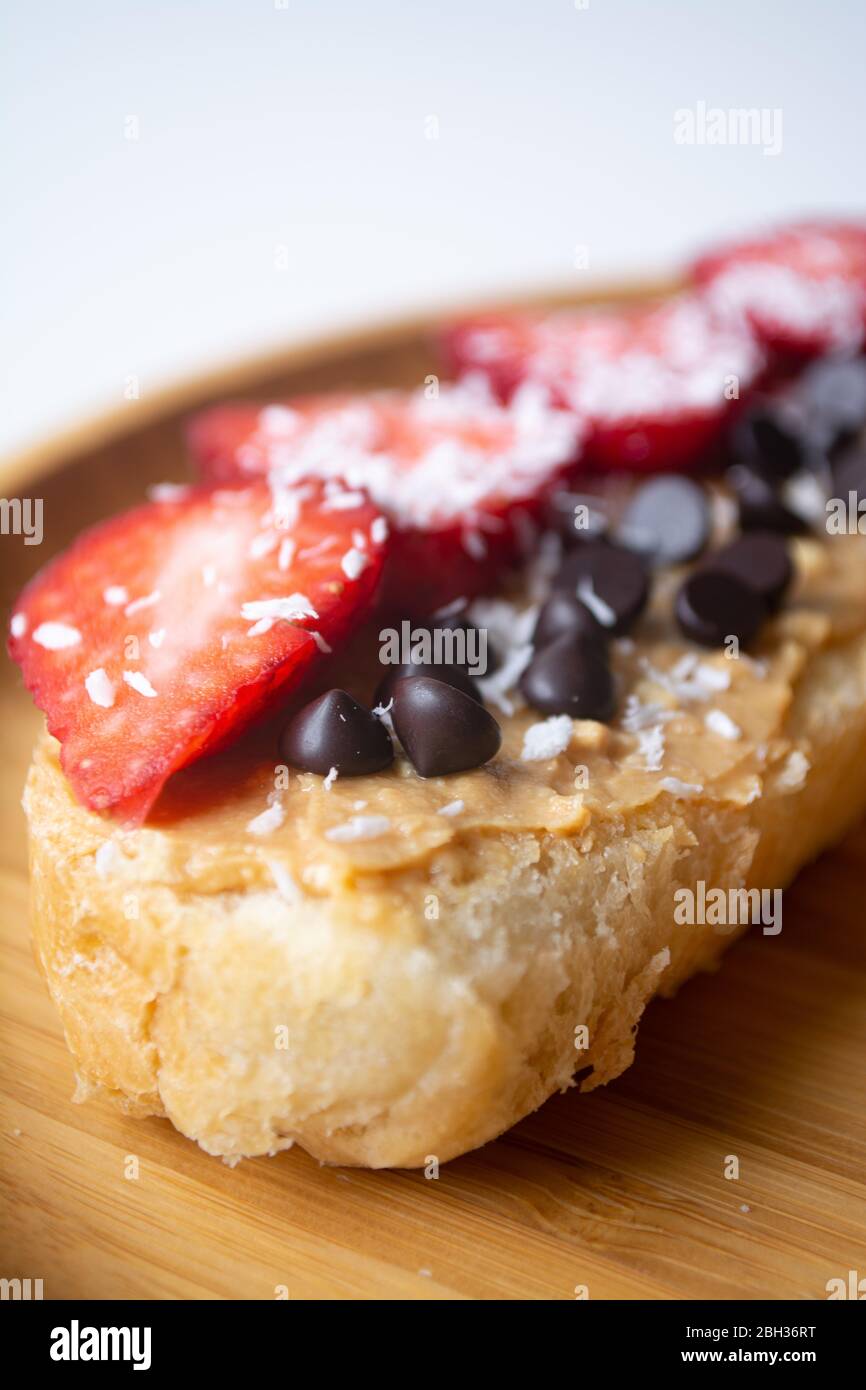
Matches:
[[23, 533, 866, 1167]]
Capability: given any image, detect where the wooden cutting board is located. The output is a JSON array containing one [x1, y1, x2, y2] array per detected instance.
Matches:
[[2, 285, 866, 1302]]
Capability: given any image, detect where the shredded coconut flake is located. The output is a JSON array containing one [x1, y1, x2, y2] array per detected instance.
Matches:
[[621, 694, 675, 733], [323, 489, 366, 511], [438, 799, 465, 816], [694, 664, 731, 694], [249, 532, 278, 560], [521, 715, 573, 761], [469, 597, 537, 715], [782, 471, 827, 525], [123, 670, 158, 698], [125, 590, 161, 616], [265, 857, 301, 902], [372, 699, 396, 737], [636, 725, 665, 771], [260, 405, 300, 434], [433, 596, 466, 618], [340, 547, 370, 580], [85, 668, 116, 708], [10, 613, 27, 638], [246, 802, 285, 836], [240, 594, 318, 624], [297, 537, 335, 561], [659, 776, 703, 797], [576, 576, 616, 628], [149, 482, 190, 503], [461, 528, 487, 560], [371, 516, 389, 544], [33, 622, 81, 650], [325, 815, 391, 842], [705, 708, 741, 741], [94, 840, 121, 878], [323, 766, 338, 790], [776, 748, 810, 791], [645, 653, 730, 702]]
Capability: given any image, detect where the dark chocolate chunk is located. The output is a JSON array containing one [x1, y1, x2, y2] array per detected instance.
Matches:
[[547, 487, 611, 547], [519, 632, 616, 719], [800, 356, 866, 454], [555, 540, 649, 635], [532, 590, 606, 650], [675, 570, 766, 648], [280, 689, 394, 776], [833, 445, 866, 504], [390, 676, 501, 777], [375, 659, 481, 708], [731, 404, 810, 480], [707, 532, 793, 610], [434, 609, 500, 675], [618, 476, 711, 564], [728, 463, 809, 536]]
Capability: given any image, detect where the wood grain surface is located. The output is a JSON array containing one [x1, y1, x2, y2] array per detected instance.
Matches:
[[2, 287, 865, 1301]]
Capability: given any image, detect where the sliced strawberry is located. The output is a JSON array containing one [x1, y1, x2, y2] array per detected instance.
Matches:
[[187, 380, 583, 614], [691, 219, 866, 358], [440, 294, 764, 473], [8, 479, 387, 823]]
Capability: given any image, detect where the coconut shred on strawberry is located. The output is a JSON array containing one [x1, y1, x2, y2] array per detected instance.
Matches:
[[187, 379, 583, 615], [441, 293, 765, 473], [691, 219, 866, 358], [7, 480, 387, 824]]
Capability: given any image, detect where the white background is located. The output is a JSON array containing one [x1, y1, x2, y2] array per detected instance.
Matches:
[[3, 0, 865, 458]]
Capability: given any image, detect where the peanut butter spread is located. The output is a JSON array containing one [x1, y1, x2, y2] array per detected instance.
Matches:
[[39, 527, 866, 899]]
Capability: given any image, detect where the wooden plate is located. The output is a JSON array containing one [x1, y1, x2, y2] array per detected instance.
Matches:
[[2, 284, 866, 1301]]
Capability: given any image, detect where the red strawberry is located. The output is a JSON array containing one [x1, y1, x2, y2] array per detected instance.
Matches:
[[187, 380, 583, 614], [440, 294, 764, 473], [691, 219, 866, 358], [8, 479, 387, 823]]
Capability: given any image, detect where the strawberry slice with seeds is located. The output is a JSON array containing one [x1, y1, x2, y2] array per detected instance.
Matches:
[[8, 480, 387, 823], [187, 380, 583, 614], [691, 219, 866, 358], [440, 294, 765, 474]]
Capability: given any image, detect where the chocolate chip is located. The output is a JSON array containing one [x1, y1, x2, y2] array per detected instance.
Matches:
[[800, 356, 866, 454], [731, 404, 809, 480], [280, 689, 394, 776], [390, 676, 501, 777], [547, 487, 611, 546], [707, 532, 793, 610], [375, 659, 481, 708], [435, 610, 500, 674], [618, 476, 710, 564], [833, 445, 866, 503], [675, 570, 766, 648], [555, 540, 649, 635], [532, 590, 606, 650], [520, 632, 616, 719], [728, 463, 809, 536]]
